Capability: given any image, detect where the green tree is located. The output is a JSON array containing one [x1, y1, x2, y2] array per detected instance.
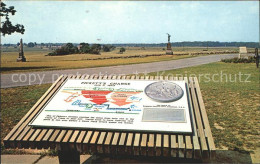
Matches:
[[0, 2, 25, 36], [103, 45, 116, 52], [79, 42, 90, 53], [28, 42, 35, 47], [90, 44, 101, 54], [119, 47, 126, 53], [64, 43, 78, 54]]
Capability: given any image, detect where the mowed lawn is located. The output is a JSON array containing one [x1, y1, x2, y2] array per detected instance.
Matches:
[[1, 62, 259, 157], [1, 47, 243, 74]]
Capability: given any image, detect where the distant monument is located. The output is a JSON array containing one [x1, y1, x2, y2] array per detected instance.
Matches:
[[166, 33, 173, 55], [17, 38, 26, 62], [238, 47, 248, 59]]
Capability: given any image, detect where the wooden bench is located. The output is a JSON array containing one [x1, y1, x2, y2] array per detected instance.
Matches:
[[4, 75, 215, 163]]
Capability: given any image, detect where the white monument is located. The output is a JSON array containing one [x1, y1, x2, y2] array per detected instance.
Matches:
[[239, 47, 248, 59]]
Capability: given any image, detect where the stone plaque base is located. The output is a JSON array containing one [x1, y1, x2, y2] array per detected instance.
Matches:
[[166, 50, 173, 55], [17, 57, 26, 62], [166, 43, 173, 55]]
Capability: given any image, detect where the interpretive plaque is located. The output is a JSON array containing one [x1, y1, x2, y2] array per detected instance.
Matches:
[[30, 79, 192, 133]]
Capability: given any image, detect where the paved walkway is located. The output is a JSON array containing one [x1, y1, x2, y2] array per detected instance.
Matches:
[[1, 155, 92, 164], [1, 54, 240, 88]]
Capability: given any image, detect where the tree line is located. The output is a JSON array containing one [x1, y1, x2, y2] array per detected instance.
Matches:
[[3, 41, 259, 48], [47, 43, 116, 56]]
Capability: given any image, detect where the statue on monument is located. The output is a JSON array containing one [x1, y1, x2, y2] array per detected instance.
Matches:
[[17, 38, 26, 62], [167, 33, 171, 43], [166, 33, 173, 55]]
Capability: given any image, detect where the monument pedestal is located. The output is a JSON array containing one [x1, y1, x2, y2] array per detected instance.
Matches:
[[17, 38, 26, 62], [166, 43, 173, 55], [17, 57, 26, 62]]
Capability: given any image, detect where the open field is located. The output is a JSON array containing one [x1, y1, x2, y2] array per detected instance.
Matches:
[[1, 47, 252, 74], [1, 62, 259, 162]]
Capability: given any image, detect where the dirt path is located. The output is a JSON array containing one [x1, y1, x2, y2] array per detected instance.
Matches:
[[1, 54, 240, 88]]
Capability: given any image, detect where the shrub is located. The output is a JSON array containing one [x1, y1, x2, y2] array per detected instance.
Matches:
[[221, 57, 256, 63], [103, 45, 115, 52], [119, 47, 126, 53], [89, 44, 101, 54]]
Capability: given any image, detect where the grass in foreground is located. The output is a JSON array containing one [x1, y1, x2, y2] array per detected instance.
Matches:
[[1, 62, 259, 155], [1, 84, 52, 151], [148, 62, 260, 152]]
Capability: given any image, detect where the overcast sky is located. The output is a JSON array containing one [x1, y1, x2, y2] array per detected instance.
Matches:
[[2, 1, 259, 44]]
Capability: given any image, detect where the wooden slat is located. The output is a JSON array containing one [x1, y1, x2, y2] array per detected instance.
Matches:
[[140, 134, 147, 156], [126, 133, 133, 154], [16, 126, 31, 148], [76, 74, 81, 79], [170, 135, 178, 157], [62, 130, 73, 143], [104, 132, 113, 154], [56, 130, 67, 142], [178, 135, 185, 158], [112, 75, 117, 80], [117, 75, 122, 80], [69, 130, 80, 143], [133, 133, 140, 156], [118, 133, 127, 154], [194, 77, 216, 159], [83, 131, 93, 143], [61, 130, 73, 151], [35, 129, 48, 148], [187, 78, 201, 159], [42, 129, 54, 142], [22, 129, 35, 148], [121, 75, 126, 79], [97, 132, 106, 153], [185, 136, 193, 158], [29, 129, 41, 141], [111, 132, 120, 153], [49, 130, 60, 142], [68, 130, 80, 149], [147, 134, 154, 156], [28, 129, 41, 148], [36, 129, 48, 142], [189, 77, 208, 158], [155, 134, 162, 156], [76, 131, 86, 152], [163, 134, 169, 157], [82, 131, 93, 153], [89, 131, 100, 153]]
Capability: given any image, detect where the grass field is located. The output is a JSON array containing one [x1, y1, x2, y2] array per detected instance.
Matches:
[[1, 62, 259, 159], [1, 46, 247, 74]]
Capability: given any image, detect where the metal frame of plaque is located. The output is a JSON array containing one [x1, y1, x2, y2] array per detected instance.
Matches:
[[30, 79, 193, 133]]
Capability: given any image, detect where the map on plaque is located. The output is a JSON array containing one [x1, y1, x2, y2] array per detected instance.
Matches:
[[30, 79, 192, 133]]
